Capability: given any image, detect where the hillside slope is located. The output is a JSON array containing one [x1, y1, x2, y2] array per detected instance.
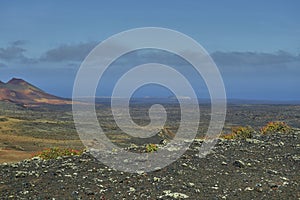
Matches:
[[0, 78, 72, 107]]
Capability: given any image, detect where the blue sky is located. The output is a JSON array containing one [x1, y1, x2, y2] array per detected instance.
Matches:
[[0, 1, 299, 100]]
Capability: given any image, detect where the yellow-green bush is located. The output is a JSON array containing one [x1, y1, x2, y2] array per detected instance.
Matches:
[[145, 144, 158, 153], [32, 147, 84, 160], [222, 126, 254, 140], [260, 121, 292, 134]]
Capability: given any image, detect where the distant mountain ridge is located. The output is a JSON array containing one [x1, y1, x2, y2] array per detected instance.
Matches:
[[0, 78, 72, 107]]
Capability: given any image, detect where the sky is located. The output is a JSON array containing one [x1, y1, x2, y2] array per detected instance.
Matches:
[[0, 1, 299, 101]]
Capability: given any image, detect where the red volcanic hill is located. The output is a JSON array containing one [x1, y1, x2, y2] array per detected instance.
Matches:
[[0, 78, 72, 107]]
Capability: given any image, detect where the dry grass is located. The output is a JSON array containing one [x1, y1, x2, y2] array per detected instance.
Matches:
[[0, 132, 84, 163], [0, 149, 33, 163]]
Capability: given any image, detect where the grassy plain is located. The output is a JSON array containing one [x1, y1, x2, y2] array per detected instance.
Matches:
[[1, 101, 300, 163]]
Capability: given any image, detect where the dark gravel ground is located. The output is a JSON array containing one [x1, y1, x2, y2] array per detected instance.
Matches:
[[0, 131, 299, 200]]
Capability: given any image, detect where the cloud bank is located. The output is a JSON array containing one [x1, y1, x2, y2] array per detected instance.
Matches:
[[211, 51, 300, 67], [0, 40, 299, 73], [0, 40, 36, 64], [0, 63, 7, 68], [0, 41, 299, 100], [40, 41, 98, 62]]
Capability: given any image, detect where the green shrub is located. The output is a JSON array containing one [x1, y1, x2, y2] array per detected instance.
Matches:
[[32, 147, 84, 160], [145, 144, 158, 153], [221, 132, 237, 140], [0, 117, 8, 122], [222, 126, 254, 140], [261, 121, 292, 134]]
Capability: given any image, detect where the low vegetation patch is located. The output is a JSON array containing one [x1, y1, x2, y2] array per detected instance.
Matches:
[[222, 126, 255, 140], [145, 144, 158, 153], [32, 147, 84, 160], [260, 121, 292, 134], [0, 117, 8, 122]]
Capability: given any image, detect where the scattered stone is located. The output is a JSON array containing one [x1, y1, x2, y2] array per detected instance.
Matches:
[[282, 181, 289, 186], [0, 130, 298, 199], [15, 171, 27, 178], [136, 170, 144, 175], [20, 190, 29, 195], [221, 161, 228, 165], [244, 187, 254, 191], [255, 183, 262, 187], [162, 190, 189, 199], [160, 139, 168, 145], [255, 183, 263, 192], [71, 191, 79, 196], [246, 138, 263, 144], [211, 186, 219, 190], [11, 164, 18, 168], [269, 183, 279, 189], [280, 177, 289, 181], [188, 182, 195, 187], [85, 189, 94, 195], [31, 157, 41, 161], [267, 169, 279, 175], [278, 141, 284, 146], [153, 177, 161, 182], [129, 187, 136, 193], [233, 160, 245, 168], [194, 189, 201, 193], [181, 163, 188, 167], [291, 155, 300, 161]]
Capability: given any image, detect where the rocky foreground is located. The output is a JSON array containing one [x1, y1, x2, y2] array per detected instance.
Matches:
[[0, 131, 299, 200]]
